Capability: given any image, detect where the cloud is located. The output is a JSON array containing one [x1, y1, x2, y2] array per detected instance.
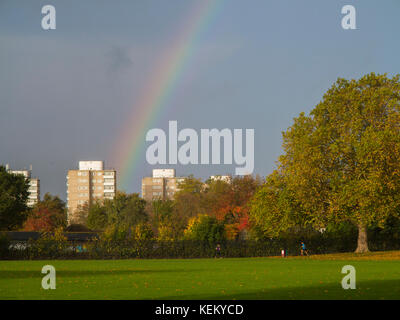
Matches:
[[106, 46, 133, 75]]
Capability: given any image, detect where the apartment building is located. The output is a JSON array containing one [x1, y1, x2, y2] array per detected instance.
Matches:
[[141, 169, 185, 202], [210, 175, 232, 183], [66, 161, 116, 224], [5, 164, 40, 207]]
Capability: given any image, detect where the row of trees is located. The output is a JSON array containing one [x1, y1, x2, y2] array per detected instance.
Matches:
[[0, 164, 262, 243], [81, 175, 262, 242], [2, 73, 400, 253]]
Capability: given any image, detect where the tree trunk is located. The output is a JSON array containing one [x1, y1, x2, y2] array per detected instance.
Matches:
[[355, 223, 369, 253]]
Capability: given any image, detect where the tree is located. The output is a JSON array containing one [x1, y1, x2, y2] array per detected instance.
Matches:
[[168, 176, 205, 237], [84, 192, 148, 231], [86, 200, 108, 230], [177, 175, 204, 194], [133, 222, 154, 240], [157, 223, 177, 241], [150, 199, 174, 229], [202, 178, 232, 216], [84, 191, 148, 230], [250, 73, 400, 252], [23, 207, 55, 232], [23, 193, 67, 232], [184, 214, 226, 243], [73, 202, 90, 226], [147, 199, 184, 240], [249, 171, 302, 239], [171, 175, 262, 239], [0, 166, 29, 230], [174, 175, 204, 220], [231, 175, 263, 207], [204, 175, 262, 238], [105, 192, 148, 227]]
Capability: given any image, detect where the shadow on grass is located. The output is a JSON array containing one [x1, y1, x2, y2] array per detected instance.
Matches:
[[158, 279, 400, 300], [0, 269, 196, 279]]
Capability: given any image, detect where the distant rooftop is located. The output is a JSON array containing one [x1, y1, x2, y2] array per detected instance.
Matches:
[[152, 169, 175, 178], [79, 160, 104, 171]]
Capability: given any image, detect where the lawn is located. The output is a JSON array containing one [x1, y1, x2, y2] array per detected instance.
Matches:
[[1, 251, 400, 299]]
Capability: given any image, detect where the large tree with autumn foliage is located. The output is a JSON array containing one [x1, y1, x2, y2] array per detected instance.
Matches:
[[23, 193, 67, 232], [250, 73, 400, 252]]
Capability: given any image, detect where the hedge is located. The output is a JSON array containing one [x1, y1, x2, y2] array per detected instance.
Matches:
[[1, 231, 399, 260]]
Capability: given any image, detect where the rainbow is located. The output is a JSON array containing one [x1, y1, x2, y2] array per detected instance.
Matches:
[[113, 0, 223, 191]]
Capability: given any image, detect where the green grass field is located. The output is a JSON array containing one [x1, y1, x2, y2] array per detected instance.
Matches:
[[1, 251, 400, 299]]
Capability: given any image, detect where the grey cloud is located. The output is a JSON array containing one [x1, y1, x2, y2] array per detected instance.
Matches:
[[106, 46, 133, 75]]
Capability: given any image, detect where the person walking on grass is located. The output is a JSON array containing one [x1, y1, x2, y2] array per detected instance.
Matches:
[[215, 243, 222, 258], [300, 241, 309, 256]]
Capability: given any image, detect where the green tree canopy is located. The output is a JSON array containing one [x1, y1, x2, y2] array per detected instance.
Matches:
[[87, 192, 148, 230], [151, 199, 174, 226], [184, 214, 226, 243], [86, 200, 108, 231], [0, 166, 29, 230], [250, 73, 400, 252], [173, 175, 204, 219]]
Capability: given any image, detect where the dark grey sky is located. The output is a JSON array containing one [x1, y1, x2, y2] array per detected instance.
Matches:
[[1, 0, 399, 200]]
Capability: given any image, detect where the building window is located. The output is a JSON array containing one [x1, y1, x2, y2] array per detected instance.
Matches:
[[104, 193, 115, 198]]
